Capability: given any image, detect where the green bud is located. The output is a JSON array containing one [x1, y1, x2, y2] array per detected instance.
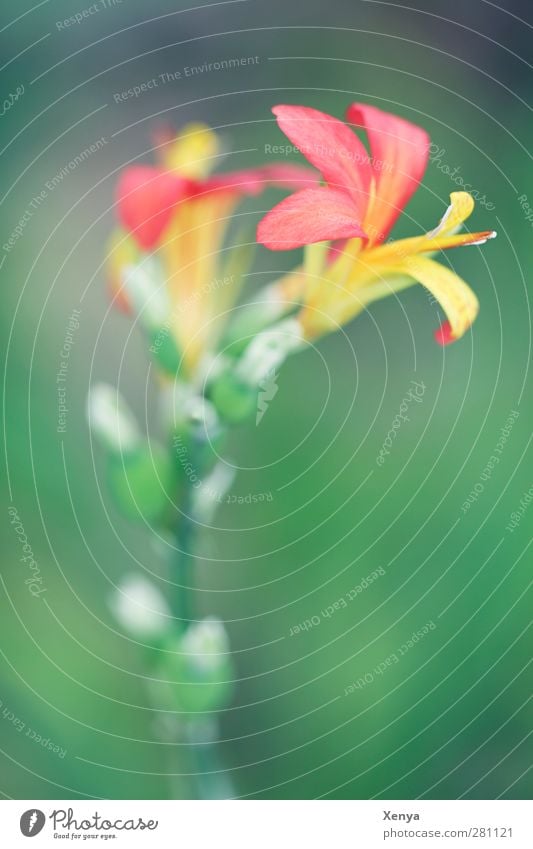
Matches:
[[158, 618, 234, 714], [166, 385, 225, 473], [211, 318, 304, 424], [124, 260, 184, 376], [234, 318, 304, 386], [148, 326, 182, 375], [210, 367, 258, 424], [106, 442, 174, 523]]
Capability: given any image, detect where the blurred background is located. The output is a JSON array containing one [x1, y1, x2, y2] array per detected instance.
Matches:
[[1, 0, 531, 800]]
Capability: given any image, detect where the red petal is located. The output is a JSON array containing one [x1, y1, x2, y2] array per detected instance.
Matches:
[[259, 163, 320, 189], [202, 163, 318, 197], [346, 103, 429, 243], [257, 186, 365, 250], [203, 168, 266, 196], [272, 105, 372, 217], [434, 320, 455, 345], [116, 166, 191, 249]]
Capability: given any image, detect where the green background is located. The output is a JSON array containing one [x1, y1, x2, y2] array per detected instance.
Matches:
[[1, 0, 531, 799]]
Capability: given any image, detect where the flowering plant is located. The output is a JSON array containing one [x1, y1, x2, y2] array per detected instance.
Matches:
[[87, 105, 495, 798]]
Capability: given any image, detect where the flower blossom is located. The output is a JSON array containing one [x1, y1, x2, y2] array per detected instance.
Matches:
[[257, 104, 496, 344], [107, 122, 317, 371]]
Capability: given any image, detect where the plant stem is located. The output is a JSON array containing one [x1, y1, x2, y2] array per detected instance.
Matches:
[[165, 431, 235, 798], [172, 432, 199, 629], [173, 505, 195, 629]]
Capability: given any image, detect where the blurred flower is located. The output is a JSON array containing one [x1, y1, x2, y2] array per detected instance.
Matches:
[[257, 104, 496, 344], [107, 123, 317, 373]]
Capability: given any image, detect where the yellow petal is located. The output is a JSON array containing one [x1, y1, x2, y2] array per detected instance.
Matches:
[[275, 193, 486, 341], [299, 236, 368, 337], [271, 268, 308, 304], [387, 254, 479, 340], [274, 241, 381, 339], [161, 122, 219, 179], [364, 192, 496, 264], [303, 240, 328, 279], [428, 191, 474, 237], [158, 193, 239, 370], [106, 229, 140, 311], [269, 239, 363, 337]]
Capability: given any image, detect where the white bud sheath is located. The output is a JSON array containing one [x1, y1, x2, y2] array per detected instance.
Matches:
[[86, 383, 140, 452], [160, 382, 219, 438], [180, 617, 230, 672], [123, 258, 169, 329], [192, 462, 236, 522], [111, 574, 172, 639], [235, 318, 304, 388]]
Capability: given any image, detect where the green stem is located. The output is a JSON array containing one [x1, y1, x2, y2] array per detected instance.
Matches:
[[184, 718, 235, 800], [173, 504, 195, 630], [164, 428, 235, 798], [172, 432, 201, 629]]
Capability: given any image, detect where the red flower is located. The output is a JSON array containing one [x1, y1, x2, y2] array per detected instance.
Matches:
[[108, 123, 318, 370], [257, 104, 496, 344], [116, 138, 318, 252], [257, 103, 430, 249]]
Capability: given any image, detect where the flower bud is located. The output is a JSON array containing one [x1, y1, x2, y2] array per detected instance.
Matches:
[[123, 258, 168, 329], [235, 318, 304, 387], [181, 617, 230, 671], [111, 574, 171, 640], [165, 384, 225, 475], [209, 367, 258, 424], [148, 325, 182, 376], [191, 462, 236, 522], [124, 260, 183, 376], [106, 441, 174, 522], [87, 383, 140, 453], [157, 617, 234, 713], [163, 383, 219, 438], [211, 319, 303, 423]]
